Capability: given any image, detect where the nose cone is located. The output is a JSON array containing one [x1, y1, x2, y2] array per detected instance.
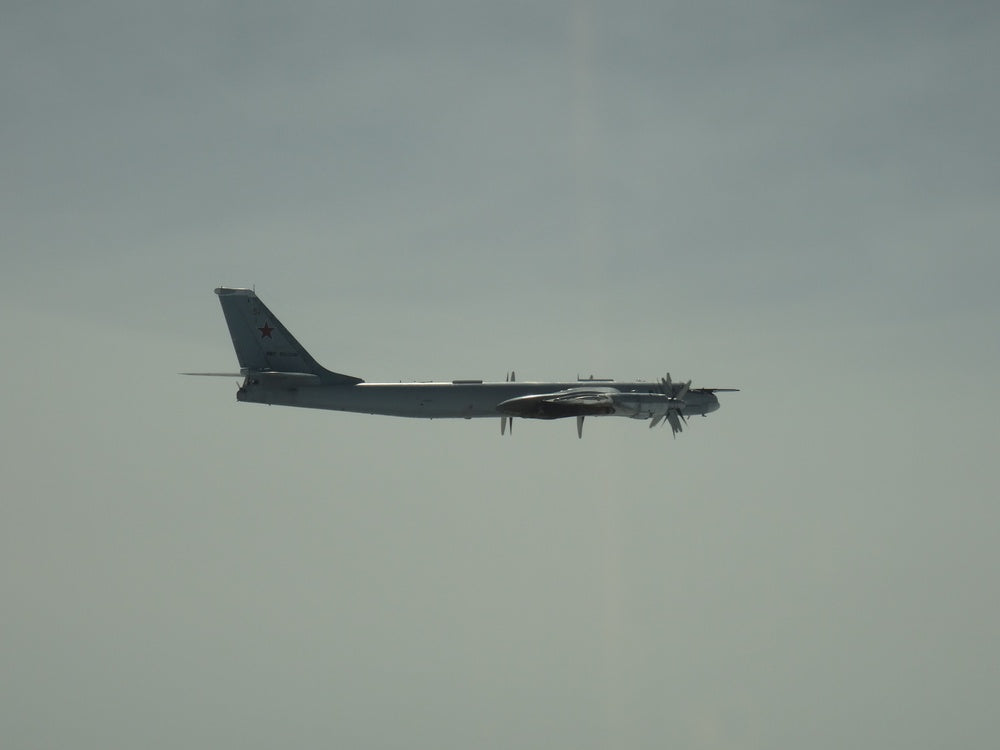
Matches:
[[706, 393, 721, 413]]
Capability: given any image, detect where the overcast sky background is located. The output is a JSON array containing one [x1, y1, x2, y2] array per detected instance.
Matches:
[[2, 2, 998, 748]]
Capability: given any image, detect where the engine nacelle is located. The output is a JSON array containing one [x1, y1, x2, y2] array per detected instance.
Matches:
[[610, 392, 676, 419], [497, 396, 614, 420]]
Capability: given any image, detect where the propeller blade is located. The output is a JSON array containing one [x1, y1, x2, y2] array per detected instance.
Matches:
[[666, 411, 682, 437], [650, 413, 665, 428], [509, 417, 513, 435], [676, 380, 691, 401], [577, 415, 584, 439], [501, 417, 506, 435]]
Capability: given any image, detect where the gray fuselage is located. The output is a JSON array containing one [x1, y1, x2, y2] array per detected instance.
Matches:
[[237, 380, 720, 420]]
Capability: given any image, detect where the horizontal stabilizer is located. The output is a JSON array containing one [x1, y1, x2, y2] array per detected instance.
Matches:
[[182, 370, 323, 387], [250, 371, 323, 387]]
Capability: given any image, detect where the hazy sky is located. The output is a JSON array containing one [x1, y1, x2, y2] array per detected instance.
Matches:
[[3, 3, 998, 748]]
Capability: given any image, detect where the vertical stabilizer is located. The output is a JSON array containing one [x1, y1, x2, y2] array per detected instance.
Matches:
[[214, 288, 362, 384]]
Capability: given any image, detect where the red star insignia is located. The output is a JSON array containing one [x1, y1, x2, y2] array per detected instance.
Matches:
[[258, 322, 274, 338]]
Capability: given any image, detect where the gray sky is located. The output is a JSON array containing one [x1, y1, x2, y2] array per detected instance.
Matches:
[[2, 2, 998, 748]]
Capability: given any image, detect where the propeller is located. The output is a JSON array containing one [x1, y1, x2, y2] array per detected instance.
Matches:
[[501, 371, 515, 436], [651, 372, 690, 438], [577, 415, 584, 439]]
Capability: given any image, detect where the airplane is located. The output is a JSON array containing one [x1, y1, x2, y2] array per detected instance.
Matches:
[[185, 287, 738, 438]]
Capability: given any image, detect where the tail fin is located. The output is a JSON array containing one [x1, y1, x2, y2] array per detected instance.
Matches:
[[214, 288, 362, 384]]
